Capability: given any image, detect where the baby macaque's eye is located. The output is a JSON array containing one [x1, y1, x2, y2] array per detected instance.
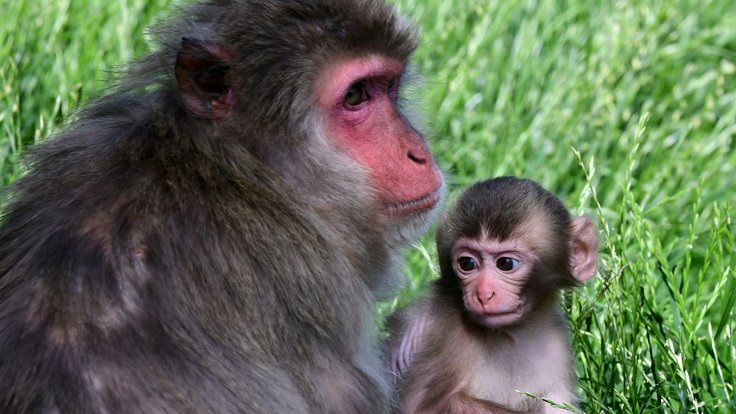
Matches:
[[457, 256, 478, 272], [496, 257, 519, 272]]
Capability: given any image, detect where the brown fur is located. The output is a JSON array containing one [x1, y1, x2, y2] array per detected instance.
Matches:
[[0, 1, 439, 413], [388, 177, 598, 414]]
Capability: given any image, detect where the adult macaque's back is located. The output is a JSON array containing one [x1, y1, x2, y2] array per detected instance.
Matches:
[[0, 1, 443, 413]]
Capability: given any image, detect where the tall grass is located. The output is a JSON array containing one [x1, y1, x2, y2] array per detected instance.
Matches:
[[0, 0, 163, 184], [2, 0, 735, 412], [400, 1, 736, 411]]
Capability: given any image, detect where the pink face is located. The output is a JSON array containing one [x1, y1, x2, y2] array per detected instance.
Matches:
[[317, 55, 443, 217], [451, 237, 536, 328]]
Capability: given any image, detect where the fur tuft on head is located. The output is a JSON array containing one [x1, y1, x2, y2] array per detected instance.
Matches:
[[436, 177, 596, 292]]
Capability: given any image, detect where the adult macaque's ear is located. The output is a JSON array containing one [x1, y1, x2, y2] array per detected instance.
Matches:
[[175, 37, 235, 119], [569, 216, 598, 283]]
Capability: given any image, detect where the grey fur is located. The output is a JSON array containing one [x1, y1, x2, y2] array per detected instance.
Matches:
[[0, 1, 433, 413]]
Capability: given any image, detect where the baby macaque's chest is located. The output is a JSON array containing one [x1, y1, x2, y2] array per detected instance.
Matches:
[[463, 330, 574, 410]]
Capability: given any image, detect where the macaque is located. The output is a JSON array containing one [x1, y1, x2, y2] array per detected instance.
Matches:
[[388, 177, 598, 413], [0, 1, 443, 413]]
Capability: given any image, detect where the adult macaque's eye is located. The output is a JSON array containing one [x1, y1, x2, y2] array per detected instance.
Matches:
[[457, 256, 478, 272], [344, 82, 369, 108], [387, 77, 399, 93], [387, 77, 401, 101], [496, 257, 519, 272]]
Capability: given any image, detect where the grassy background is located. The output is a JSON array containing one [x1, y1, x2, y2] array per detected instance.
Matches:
[[2, 0, 735, 412]]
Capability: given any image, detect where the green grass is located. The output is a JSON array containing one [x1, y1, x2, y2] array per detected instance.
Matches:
[[2, 0, 735, 412]]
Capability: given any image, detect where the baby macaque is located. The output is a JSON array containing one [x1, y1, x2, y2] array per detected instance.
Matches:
[[388, 177, 598, 413]]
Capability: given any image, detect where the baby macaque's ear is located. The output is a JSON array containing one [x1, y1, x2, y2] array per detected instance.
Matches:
[[569, 216, 598, 283], [439, 211, 448, 223]]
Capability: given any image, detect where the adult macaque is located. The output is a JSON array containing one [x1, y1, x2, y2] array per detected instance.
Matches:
[[0, 1, 443, 413], [388, 177, 598, 413]]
